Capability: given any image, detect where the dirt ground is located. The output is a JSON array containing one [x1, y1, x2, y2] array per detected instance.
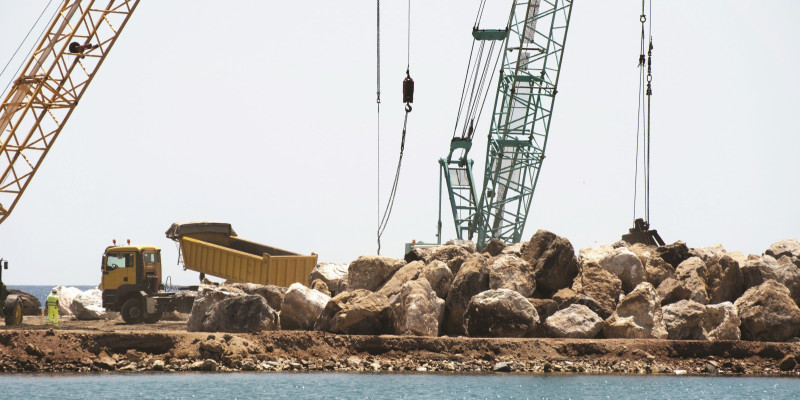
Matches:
[[2, 315, 800, 375]]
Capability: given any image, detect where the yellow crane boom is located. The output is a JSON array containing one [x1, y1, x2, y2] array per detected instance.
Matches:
[[0, 0, 139, 225]]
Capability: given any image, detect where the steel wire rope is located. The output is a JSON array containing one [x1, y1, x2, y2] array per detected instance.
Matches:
[[453, 1, 490, 139], [453, 41, 479, 139], [377, 0, 413, 254], [460, 41, 486, 138], [473, 43, 504, 140], [466, 42, 493, 136], [631, 0, 647, 225], [0, 0, 57, 99], [465, 40, 499, 140], [376, 0, 382, 253], [644, 0, 653, 224]]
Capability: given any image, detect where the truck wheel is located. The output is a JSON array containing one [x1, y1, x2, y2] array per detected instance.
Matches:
[[143, 310, 162, 324], [120, 298, 143, 324], [3, 296, 22, 326]]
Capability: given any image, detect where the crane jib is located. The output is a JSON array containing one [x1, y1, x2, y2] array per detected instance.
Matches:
[[438, 0, 573, 251]]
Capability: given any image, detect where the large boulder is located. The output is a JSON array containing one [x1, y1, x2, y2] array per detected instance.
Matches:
[[501, 243, 524, 256], [310, 279, 331, 296], [527, 298, 558, 321], [579, 246, 644, 293], [483, 238, 506, 257], [429, 245, 472, 275], [377, 261, 426, 301], [689, 244, 727, 263], [7, 289, 40, 316], [70, 288, 109, 320], [188, 285, 245, 332], [464, 289, 539, 338], [198, 295, 279, 333], [603, 282, 667, 339], [644, 257, 675, 288], [704, 302, 741, 341], [229, 283, 286, 311], [308, 263, 349, 296], [419, 260, 453, 299], [53, 286, 83, 317], [741, 256, 779, 290], [629, 243, 676, 288], [769, 256, 800, 307], [346, 256, 406, 292], [675, 257, 709, 305], [443, 254, 490, 335], [404, 246, 435, 264], [552, 288, 607, 321], [377, 260, 454, 301], [279, 283, 330, 331], [521, 230, 579, 297], [627, 243, 657, 266], [734, 280, 800, 342], [705, 255, 744, 304], [656, 277, 691, 306], [445, 239, 477, 254], [656, 241, 691, 269], [574, 262, 622, 319], [765, 239, 800, 265], [661, 300, 742, 340], [661, 300, 707, 340], [314, 289, 392, 335], [544, 304, 604, 339], [488, 254, 536, 297], [391, 279, 444, 336]]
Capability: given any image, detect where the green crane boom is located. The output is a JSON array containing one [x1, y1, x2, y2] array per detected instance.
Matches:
[[440, 0, 573, 250]]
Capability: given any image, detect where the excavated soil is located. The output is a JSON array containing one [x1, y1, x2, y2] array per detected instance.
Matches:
[[2, 315, 799, 375]]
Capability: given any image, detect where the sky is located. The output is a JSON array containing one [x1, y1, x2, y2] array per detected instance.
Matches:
[[0, 1, 798, 286]]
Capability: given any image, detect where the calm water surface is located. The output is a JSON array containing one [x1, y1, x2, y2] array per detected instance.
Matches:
[[1, 373, 798, 399]]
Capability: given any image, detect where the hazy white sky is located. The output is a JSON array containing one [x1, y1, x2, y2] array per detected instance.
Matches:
[[1, 1, 798, 285]]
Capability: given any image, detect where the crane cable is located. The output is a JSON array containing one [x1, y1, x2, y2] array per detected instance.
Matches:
[[377, 0, 414, 255], [0, 0, 56, 99], [452, 1, 502, 141], [376, 0, 382, 254], [632, 0, 653, 226]]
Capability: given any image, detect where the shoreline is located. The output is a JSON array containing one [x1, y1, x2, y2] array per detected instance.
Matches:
[[2, 317, 799, 376]]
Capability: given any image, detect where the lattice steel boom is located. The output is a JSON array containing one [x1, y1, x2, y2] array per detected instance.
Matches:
[[440, 0, 573, 250], [0, 0, 139, 226]]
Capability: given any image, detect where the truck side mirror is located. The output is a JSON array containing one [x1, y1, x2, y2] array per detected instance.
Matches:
[[3, 261, 7, 269]]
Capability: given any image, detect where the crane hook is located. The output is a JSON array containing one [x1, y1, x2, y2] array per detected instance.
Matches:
[[402, 68, 414, 112]]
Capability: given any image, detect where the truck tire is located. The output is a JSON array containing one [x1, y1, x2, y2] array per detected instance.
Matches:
[[3, 296, 23, 326], [143, 310, 162, 324], [120, 298, 144, 324]]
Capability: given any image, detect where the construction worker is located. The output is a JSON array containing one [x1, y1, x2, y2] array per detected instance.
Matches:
[[45, 289, 59, 327]]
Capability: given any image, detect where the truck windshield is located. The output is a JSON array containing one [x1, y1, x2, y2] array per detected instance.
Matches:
[[106, 253, 135, 269]]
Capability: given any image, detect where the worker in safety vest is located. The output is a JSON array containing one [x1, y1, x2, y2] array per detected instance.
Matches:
[[45, 289, 59, 327]]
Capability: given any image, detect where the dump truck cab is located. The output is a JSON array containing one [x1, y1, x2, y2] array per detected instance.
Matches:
[[101, 245, 163, 323]]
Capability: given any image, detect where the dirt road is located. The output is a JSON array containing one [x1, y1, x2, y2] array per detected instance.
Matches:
[[2, 315, 799, 374]]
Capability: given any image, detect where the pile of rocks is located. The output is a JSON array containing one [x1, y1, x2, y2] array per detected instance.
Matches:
[[189, 233, 800, 342]]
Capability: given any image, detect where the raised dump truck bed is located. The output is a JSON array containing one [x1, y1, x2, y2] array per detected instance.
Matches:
[[165, 222, 317, 287]]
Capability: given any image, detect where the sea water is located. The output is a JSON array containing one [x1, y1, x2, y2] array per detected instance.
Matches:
[[0, 373, 797, 399], [8, 285, 96, 307]]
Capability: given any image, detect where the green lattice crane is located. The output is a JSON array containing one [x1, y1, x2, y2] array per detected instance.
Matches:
[[439, 0, 573, 250]]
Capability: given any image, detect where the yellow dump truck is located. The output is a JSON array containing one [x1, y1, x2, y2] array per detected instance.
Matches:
[[165, 222, 318, 287]]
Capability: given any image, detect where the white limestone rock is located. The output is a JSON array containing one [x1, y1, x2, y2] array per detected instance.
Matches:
[[544, 304, 604, 339], [603, 282, 667, 339], [280, 283, 330, 331], [390, 279, 444, 336]]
